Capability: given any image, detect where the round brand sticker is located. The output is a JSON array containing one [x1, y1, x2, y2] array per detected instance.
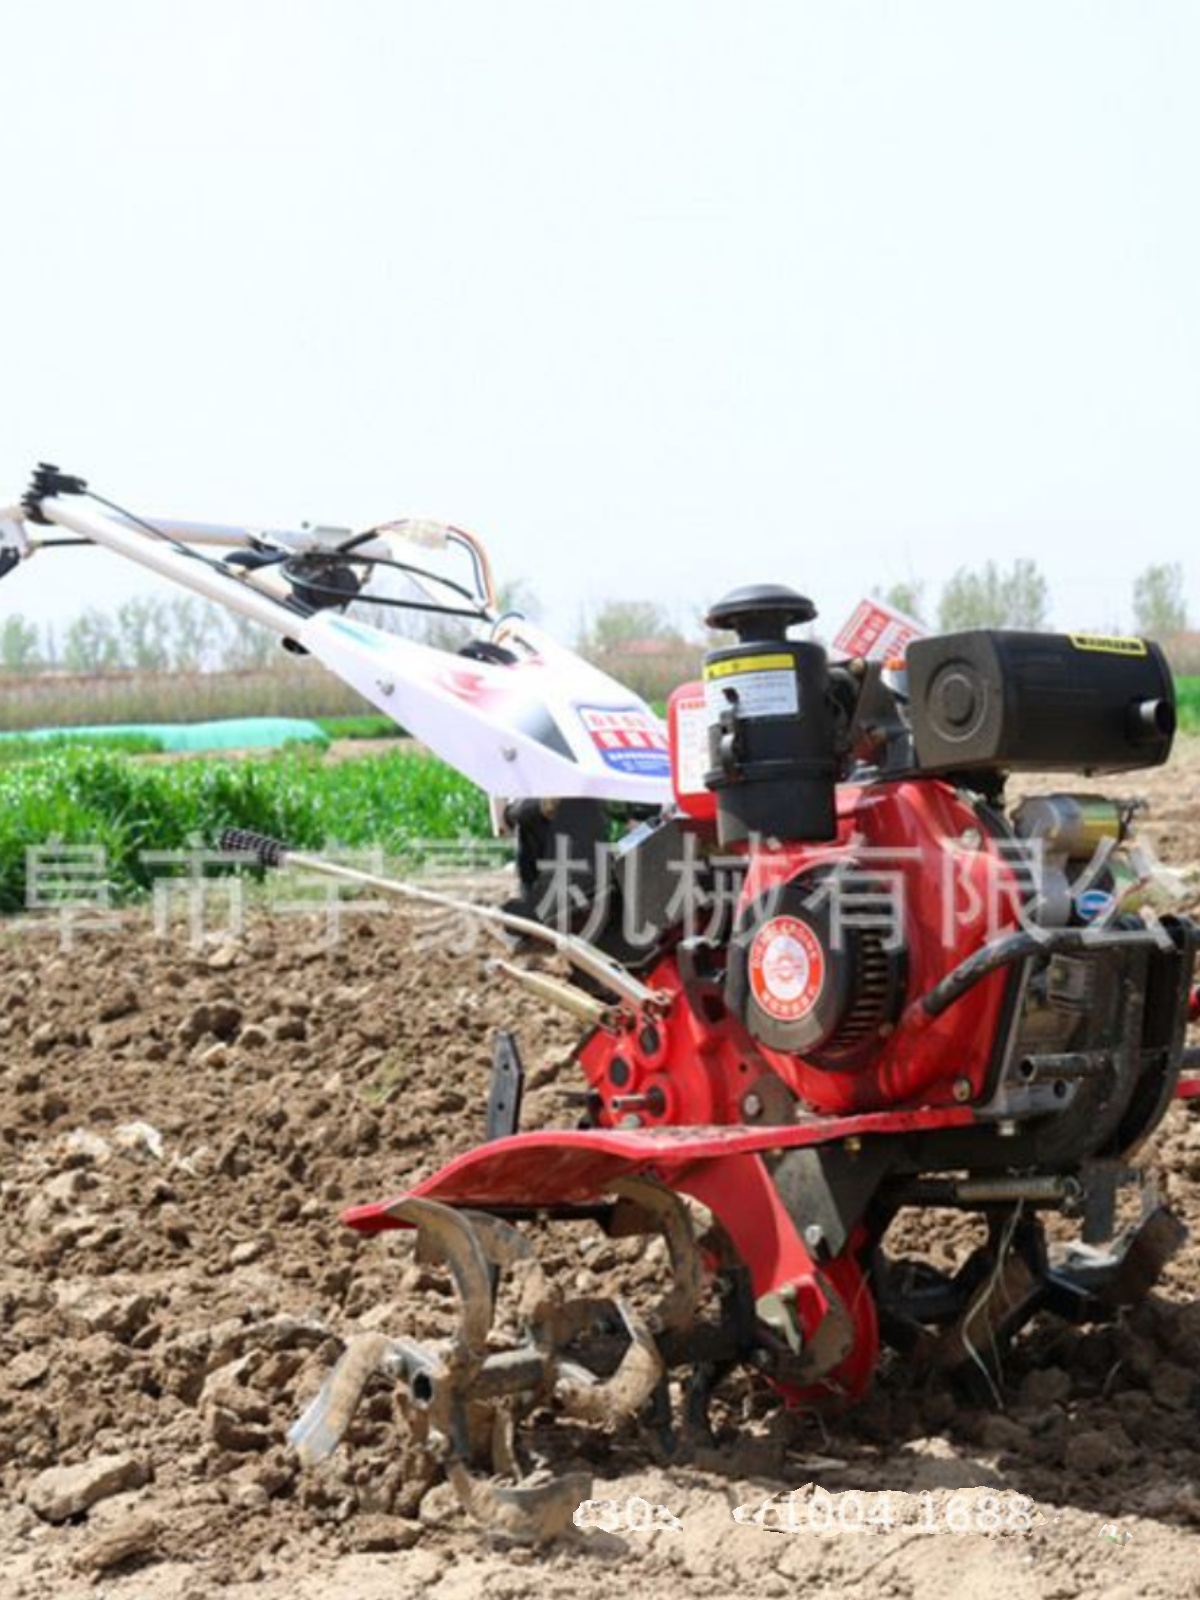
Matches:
[[748, 916, 826, 1023], [1075, 888, 1114, 923]]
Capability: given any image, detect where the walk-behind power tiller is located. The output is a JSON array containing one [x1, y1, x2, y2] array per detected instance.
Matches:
[[4, 466, 1199, 1541]]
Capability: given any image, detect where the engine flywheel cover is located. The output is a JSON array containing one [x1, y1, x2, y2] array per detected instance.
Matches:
[[748, 915, 827, 1025], [727, 864, 906, 1068]]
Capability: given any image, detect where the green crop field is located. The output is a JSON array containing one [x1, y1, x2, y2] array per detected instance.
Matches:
[[0, 746, 492, 915], [0, 730, 167, 765], [315, 713, 402, 740], [1177, 675, 1200, 733]]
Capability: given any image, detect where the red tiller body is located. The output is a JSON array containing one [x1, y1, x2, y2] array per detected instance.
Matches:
[[578, 778, 1025, 1128]]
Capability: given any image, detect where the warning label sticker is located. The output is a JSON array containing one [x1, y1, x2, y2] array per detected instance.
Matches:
[[703, 655, 799, 721], [705, 652, 795, 679], [1069, 634, 1148, 657], [672, 693, 711, 795], [577, 705, 671, 777], [748, 915, 826, 1023], [832, 598, 925, 663]]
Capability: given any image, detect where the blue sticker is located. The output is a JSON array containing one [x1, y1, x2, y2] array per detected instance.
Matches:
[[576, 705, 671, 778], [328, 617, 388, 651], [1076, 888, 1115, 922]]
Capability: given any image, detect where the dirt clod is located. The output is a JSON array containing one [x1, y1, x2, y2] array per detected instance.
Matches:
[[76, 1512, 161, 1573], [27, 1454, 150, 1523]]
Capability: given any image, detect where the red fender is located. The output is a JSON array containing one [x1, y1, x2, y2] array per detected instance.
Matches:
[[342, 1107, 975, 1349]]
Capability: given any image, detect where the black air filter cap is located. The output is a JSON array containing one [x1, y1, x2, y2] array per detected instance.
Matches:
[[705, 585, 817, 641]]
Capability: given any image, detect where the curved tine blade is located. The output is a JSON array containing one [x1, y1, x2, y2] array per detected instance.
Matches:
[[544, 1294, 623, 1346], [611, 1176, 703, 1334], [289, 1331, 398, 1466], [555, 1298, 663, 1426], [446, 1461, 593, 1545], [459, 1209, 556, 1329], [490, 1405, 521, 1480], [457, 1208, 537, 1268], [392, 1198, 495, 1360]]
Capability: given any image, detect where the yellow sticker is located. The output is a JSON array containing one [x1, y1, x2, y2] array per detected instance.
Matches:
[[704, 653, 794, 680], [1069, 634, 1148, 657]]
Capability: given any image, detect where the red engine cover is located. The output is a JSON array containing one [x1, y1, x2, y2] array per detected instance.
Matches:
[[743, 780, 1023, 1113], [579, 779, 1024, 1123]]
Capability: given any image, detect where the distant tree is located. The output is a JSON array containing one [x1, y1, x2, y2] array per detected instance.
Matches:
[[221, 611, 278, 670], [0, 614, 42, 672], [494, 576, 542, 621], [167, 597, 212, 671], [937, 560, 1049, 631], [580, 600, 681, 654], [116, 597, 172, 671], [1002, 561, 1050, 629], [62, 609, 122, 672], [874, 581, 926, 625], [1132, 562, 1187, 637]]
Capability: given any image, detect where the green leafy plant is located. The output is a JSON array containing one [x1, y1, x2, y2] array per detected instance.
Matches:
[[0, 747, 492, 913]]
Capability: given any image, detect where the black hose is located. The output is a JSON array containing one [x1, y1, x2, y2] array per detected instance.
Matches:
[[922, 926, 1175, 1019]]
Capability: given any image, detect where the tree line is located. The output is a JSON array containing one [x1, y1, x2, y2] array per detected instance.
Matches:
[[574, 559, 1192, 652], [878, 558, 1189, 637], [0, 597, 277, 675], [0, 560, 1191, 677]]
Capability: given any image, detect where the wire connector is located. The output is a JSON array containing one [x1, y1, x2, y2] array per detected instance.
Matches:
[[22, 463, 89, 524]]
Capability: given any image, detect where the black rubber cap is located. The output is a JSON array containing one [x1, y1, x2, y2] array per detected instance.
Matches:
[[705, 584, 817, 641], [935, 671, 979, 728]]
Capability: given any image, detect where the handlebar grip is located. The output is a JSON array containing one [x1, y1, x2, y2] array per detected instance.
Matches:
[[220, 827, 289, 869]]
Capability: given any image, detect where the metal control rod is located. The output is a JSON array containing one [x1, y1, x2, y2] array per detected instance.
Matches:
[[219, 828, 667, 1014]]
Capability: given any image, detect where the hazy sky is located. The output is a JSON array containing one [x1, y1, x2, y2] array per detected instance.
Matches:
[[1, 1, 1197, 647]]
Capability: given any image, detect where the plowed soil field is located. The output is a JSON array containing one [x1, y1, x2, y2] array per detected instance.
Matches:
[[2, 750, 1199, 1598]]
